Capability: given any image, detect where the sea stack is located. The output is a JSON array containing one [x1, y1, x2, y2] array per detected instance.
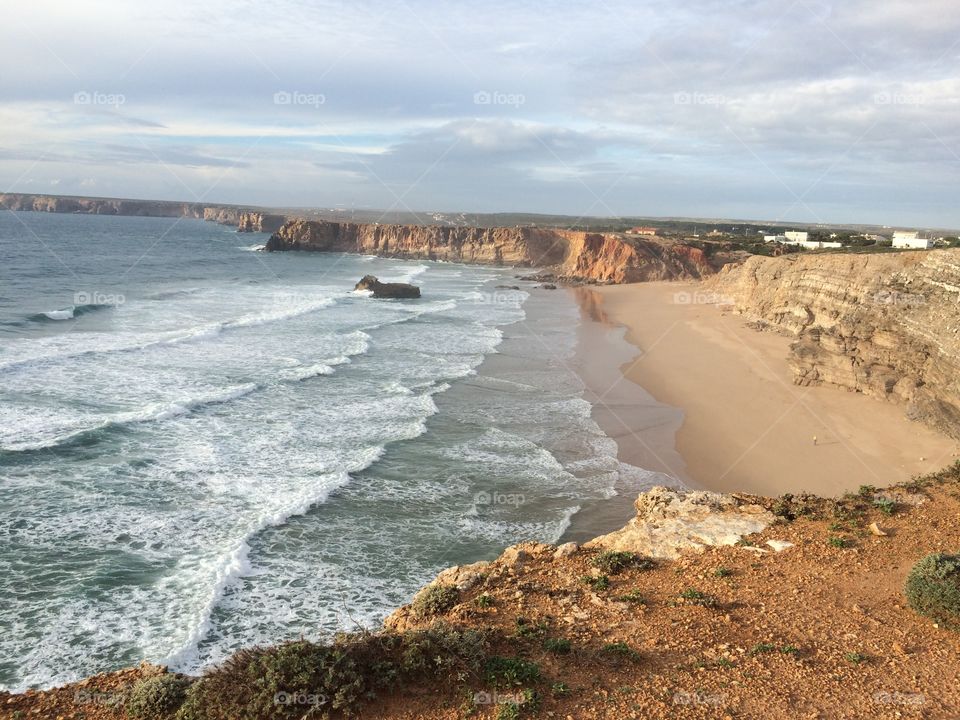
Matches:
[[354, 274, 421, 299]]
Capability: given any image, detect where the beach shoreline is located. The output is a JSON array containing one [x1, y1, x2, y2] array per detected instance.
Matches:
[[577, 281, 959, 497]]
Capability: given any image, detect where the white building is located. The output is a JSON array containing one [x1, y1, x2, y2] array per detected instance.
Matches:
[[798, 240, 842, 250], [764, 234, 786, 243], [784, 231, 809, 242], [892, 231, 933, 249]]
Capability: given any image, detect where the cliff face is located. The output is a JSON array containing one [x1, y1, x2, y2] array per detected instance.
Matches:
[[236, 211, 286, 233], [0, 193, 270, 229], [709, 249, 960, 439], [266, 220, 727, 283]]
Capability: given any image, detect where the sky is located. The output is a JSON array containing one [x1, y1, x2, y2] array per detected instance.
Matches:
[[2, 0, 959, 227]]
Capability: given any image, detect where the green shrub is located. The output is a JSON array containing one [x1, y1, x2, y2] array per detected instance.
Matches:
[[600, 642, 641, 661], [873, 498, 896, 515], [412, 584, 459, 618], [484, 656, 541, 687], [475, 593, 493, 608], [678, 589, 718, 608], [176, 626, 491, 719], [542, 637, 571, 654], [591, 551, 654, 574], [513, 617, 547, 639], [581, 574, 610, 591], [126, 674, 191, 719], [615, 590, 646, 604], [904, 553, 960, 629]]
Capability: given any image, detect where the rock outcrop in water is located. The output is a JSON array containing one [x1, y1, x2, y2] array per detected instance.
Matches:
[[355, 274, 421, 299], [266, 219, 730, 283], [708, 248, 960, 439]]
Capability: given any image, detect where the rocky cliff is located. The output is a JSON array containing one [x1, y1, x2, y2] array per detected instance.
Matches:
[[266, 219, 728, 283], [708, 249, 960, 439], [0, 193, 277, 230], [236, 211, 286, 233]]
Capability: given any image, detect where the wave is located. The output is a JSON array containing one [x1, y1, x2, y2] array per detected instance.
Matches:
[[380, 264, 428, 285], [1, 383, 258, 453], [0, 297, 339, 375], [238, 244, 266, 252], [147, 288, 204, 301], [28, 303, 118, 323]]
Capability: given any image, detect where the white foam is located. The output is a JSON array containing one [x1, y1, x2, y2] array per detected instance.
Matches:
[[1, 383, 258, 452], [42, 307, 75, 320]]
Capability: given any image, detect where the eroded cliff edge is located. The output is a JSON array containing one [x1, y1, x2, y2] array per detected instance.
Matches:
[[708, 249, 960, 439], [0, 192, 283, 232], [265, 219, 731, 283]]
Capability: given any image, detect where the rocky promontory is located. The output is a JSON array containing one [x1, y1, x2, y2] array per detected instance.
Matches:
[[0, 193, 285, 231], [708, 248, 960, 439], [6, 463, 960, 719], [265, 219, 733, 284]]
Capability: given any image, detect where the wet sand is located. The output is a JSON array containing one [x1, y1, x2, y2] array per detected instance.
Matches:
[[577, 282, 959, 497]]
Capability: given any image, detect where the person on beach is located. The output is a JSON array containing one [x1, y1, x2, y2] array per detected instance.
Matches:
[[813, 435, 818, 446]]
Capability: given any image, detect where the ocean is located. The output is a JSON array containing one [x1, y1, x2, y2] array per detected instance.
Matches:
[[0, 211, 657, 691]]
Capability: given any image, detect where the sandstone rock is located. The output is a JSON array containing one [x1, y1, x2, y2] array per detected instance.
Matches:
[[354, 275, 421, 299], [500, 545, 532, 570], [585, 486, 774, 558], [432, 561, 489, 591], [708, 249, 960, 439], [766, 539, 794, 552], [266, 219, 732, 283], [553, 542, 579, 560]]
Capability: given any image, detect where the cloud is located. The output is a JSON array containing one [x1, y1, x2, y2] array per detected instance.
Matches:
[[0, 0, 958, 226]]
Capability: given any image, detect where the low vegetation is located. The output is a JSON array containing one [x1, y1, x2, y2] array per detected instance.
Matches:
[[904, 553, 960, 629], [412, 584, 459, 618], [126, 674, 192, 719]]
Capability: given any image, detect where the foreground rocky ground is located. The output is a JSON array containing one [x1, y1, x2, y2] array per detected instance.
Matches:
[[4, 464, 960, 720]]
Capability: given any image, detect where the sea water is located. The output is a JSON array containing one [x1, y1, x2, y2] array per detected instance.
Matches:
[[0, 211, 657, 690]]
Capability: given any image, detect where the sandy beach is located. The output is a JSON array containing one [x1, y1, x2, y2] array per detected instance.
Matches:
[[576, 282, 959, 497]]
